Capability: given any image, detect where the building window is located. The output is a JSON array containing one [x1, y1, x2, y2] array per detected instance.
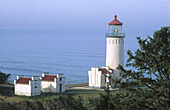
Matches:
[[60, 78, 62, 81], [34, 86, 37, 88]]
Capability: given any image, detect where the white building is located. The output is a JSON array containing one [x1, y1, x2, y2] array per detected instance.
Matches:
[[88, 15, 125, 88], [88, 66, 113, 88], [41, 72, 66, 93], [14, 75, 41, 96]]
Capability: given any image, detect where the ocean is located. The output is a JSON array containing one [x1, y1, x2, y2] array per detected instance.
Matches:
[[0, 30, 147, 84]]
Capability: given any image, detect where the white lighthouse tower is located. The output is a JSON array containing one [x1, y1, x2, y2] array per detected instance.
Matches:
[[88, 14, 125, 88], [106, 15, 125, 79]]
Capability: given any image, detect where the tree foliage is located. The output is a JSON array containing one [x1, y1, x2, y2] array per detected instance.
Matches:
[[118, 26, 170, 83], [0, 71, 11, 84], [115, 26, 170, 109]]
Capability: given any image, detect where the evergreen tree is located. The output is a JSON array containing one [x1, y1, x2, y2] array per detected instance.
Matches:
[[117, 26, 170, 86], [115, 26, 170, 109]]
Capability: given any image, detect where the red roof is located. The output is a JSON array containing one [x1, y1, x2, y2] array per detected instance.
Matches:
[[42, 75, 57, 82], [109, 68, 113, 70], [16, 78, 32, 85], [99, 68, 113, 74], [108, 15, 123, 25]]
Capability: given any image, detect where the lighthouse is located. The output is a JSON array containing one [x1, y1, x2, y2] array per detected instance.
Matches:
[[106, 15, 125, 79], [88, 14, 125, 88]]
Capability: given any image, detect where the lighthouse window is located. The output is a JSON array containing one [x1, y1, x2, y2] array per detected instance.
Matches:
[[109, 26, 114, 33]]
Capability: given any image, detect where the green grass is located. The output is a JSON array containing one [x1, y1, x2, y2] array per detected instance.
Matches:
[[12, 90, 101, 101], [0, 89, 125, 110], [4, 89, 122, 102]]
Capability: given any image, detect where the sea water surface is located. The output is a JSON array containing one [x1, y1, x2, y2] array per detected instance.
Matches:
[[0, 30, 150, 83]]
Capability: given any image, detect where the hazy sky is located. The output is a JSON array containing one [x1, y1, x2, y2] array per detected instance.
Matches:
[[0, 0, 169, 33]]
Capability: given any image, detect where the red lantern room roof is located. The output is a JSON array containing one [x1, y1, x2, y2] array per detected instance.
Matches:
[[108, 15, 123, 25]]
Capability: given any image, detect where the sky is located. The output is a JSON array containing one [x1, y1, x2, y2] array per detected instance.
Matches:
[[0, 0, 169, 34]]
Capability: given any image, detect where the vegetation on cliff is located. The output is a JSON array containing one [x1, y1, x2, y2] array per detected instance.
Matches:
[[0, 71, 11, 84]]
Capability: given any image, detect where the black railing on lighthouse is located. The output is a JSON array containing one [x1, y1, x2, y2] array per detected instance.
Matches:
[[106, 33, 125, 37]]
